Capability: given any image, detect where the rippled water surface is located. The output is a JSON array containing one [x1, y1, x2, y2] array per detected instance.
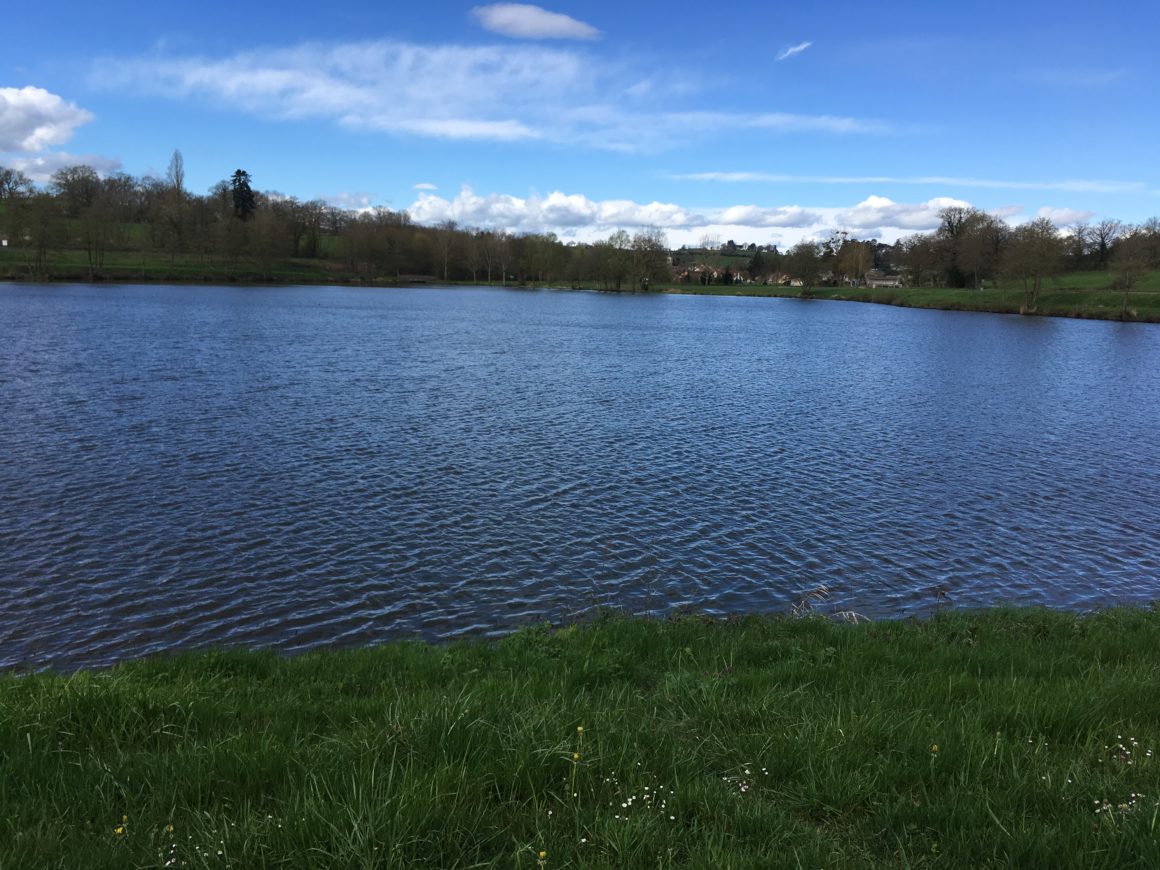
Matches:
[[2, 283, 1158, 669]]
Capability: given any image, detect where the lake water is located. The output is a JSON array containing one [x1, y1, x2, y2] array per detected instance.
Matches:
[[2, 283, 1158, 670]]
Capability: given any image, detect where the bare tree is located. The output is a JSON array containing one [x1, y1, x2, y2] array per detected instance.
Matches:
[[50, 165, 101, 218], [837, 239, 874, 286], [958, 212, 1007, 289], [0, 166, 34, 199], [1111, 227, 1152, 318], [432, 220, 458, 281], [786, 240, 820, 295], [166, 150, 185, 194], [1003, 217, 1064, 311], [485, 231, 511, 285], [1091, 219, 1122, 270], [901, 234, 939, 287]]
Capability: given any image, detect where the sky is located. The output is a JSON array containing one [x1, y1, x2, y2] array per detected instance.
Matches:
[[3, 0, 1159, 247]]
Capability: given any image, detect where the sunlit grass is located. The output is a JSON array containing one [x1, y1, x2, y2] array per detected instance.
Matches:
[[3, 607, 1160, 867]]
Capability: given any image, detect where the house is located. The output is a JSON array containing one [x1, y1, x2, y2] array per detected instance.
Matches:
[[866, 270, 903, 288]]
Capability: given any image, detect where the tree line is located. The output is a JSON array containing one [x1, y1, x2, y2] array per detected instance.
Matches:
[[2, 158, 1158, 310], [0, 156, 672, 290]]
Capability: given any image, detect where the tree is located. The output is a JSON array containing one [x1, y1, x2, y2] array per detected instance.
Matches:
[[631, 227, 669, 291], [1111, 228, 1152, 318], [1065, 222, 1089, 272], [786, 240, 820, 295], [934, 205, 992, 287], [432, 220, 458, 281], [1002, 217, 1063, 312], [596, 229, 633, 290], [747, 249, 766, 281], [166, 150, 185, 194], [7, 193, 59, 279], [836, 239, 874, 286], [902, 234, 940, 287], [0, 166, 34, 199], [1091, 219, 1123, 270], [957, 211, 1007, 289], [483, 230, 510, 285], [50, 165, 101, 218], [230, 169, 256, 221]]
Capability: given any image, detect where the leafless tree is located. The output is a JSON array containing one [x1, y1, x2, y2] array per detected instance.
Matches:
[[1091, 219, 1122, 270]]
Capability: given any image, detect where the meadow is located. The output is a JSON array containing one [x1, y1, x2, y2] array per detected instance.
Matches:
[[3, 607, 1159, 867]]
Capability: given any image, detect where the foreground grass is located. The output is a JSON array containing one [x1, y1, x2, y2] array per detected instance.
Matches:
[[3, 608, 1159, 867]]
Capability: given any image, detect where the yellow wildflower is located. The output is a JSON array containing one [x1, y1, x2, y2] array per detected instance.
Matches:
[[930, 743, 939, 754], [573, 752, 581, 762]]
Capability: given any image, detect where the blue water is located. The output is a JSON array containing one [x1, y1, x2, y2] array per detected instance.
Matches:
[[1, 283, 1158, 670]]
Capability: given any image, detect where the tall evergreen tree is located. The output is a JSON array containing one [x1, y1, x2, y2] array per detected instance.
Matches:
[[230, 169, 256, 221]]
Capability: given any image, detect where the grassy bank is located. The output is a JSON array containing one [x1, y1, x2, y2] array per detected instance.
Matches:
[[3, 608, 1159, 867], [673, 283, 1160, 322]]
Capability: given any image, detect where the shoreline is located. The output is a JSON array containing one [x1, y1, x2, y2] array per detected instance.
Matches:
[[4, 272, 1157, 323]]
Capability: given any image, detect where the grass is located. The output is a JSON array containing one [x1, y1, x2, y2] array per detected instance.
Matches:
[[670, 281, 1160, 322], [3, 607, 1160, 867], [0, 247, 355, 286]]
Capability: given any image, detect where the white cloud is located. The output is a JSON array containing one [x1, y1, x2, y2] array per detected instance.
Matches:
[[716, 204, 822, 227], [97, 41, 589, 144], [776, 41, 813, 61], [746, 112, 888, 134], [393, 118, 541, 141], [0, 86, 93, 152], [405, 185, 1101, 249], [1036, 206, 1094, 226], [408, 185, 702, 233], [835, 195, 970, 231], [988, 205, 1024, 220], [413, 182, 438, 191], [321, 192, 377, 212], [3, 151, 121, 183], [672, 171, 1145, 194], [95, 40, 894, 151], [471, 4, 600, 40]]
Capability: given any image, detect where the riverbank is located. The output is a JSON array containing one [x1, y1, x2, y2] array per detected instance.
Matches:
[[4, 608, 1159, 867], [670, 283, 1160, 323], [5, 262, 1159, 323]]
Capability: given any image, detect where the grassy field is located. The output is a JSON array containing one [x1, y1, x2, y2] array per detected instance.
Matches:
[[3, 608, 1159, 867], [673, 281, 1160, 322], [0, 247, 355, 286]]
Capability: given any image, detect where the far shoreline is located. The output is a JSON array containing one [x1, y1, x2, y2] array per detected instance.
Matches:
[[2, 273, 1157, 323]]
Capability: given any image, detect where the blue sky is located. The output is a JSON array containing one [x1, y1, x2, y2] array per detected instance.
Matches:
[[3, 0, 1158, 246]]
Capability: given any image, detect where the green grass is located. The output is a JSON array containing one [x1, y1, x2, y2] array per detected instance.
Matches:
[[0, 247, 358, 285], [669, 282, 1160, 322], [3, 608, 1160, 867]]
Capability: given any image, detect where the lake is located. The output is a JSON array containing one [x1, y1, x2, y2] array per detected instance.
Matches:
[[1, 283, 1158, 670]]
